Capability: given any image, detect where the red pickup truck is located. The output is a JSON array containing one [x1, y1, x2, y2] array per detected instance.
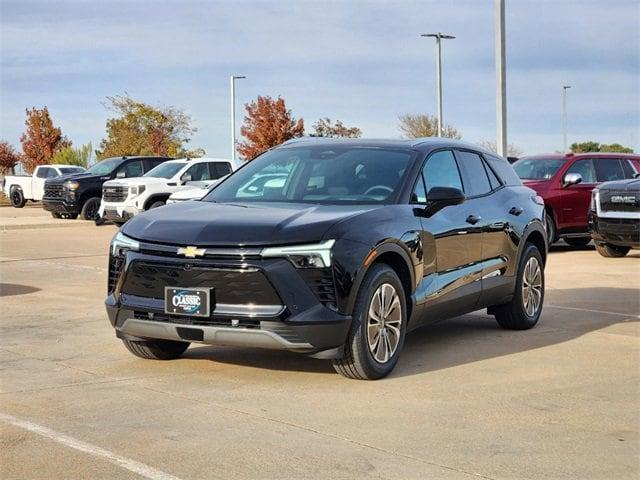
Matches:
[[512, 153, 640, 245]]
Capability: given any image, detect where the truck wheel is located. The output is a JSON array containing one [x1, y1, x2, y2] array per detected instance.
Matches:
[[80, 197, 100, 220], [51, 212, 62, 219], [148, 200, 165, 209], [10, 188, 26, 208], [121, 339, 190, 360], [564, 237, 591, 247], [492, 243, 544, 330], [332, 264, 407, 380], [595, 242, 630, 258]]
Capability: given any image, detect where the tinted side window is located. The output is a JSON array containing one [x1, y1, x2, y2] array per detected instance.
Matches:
[[36, 167, 50, 178], [47, 168, 59, 178], [456, 150, 491, 196], [484, 160, 502, 189], [122, 160, 144, 178], [485, 155, 522, 186], [185, 162, 211, 181], [412, 174, 427, 203], [566, 159, 596, 183], [594, 158, 626, 182], [423, 150, 463, 193], [210, 162, 232, 179], [621, 160, 637, 178]]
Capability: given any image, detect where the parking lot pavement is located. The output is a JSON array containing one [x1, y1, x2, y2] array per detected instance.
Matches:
[[0, 224, 638, 480], [0, 205, 94, 231]]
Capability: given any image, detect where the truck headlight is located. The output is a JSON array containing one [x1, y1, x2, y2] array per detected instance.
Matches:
[[64, 180, 80, 191], [261, 240, 335, 268], [130, 185, 145, 196], [110, 231, 140, 257], [590, 190, 598, 211]]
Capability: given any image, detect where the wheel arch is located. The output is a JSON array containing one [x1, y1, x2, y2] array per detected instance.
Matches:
[[521, 221, 548, 265], [143, 193, 170, 210]]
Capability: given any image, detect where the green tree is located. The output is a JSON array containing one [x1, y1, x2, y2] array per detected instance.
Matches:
[[96, 95, 201, 159], [398, 113, 461, 139], [571, 141, 634, 153], [51, 142, 93, 167]]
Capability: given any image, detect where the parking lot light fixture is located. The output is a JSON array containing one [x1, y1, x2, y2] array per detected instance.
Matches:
[[421, 32, 456, 137], [230, 75, 246, 161], [562, 85, 572, 153]]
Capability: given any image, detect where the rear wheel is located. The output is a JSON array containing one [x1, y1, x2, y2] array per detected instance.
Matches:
[[564, 237, 591, 247], [595, 242, 630, 258], [545, 213, 557, 245], [332, 264, 407, 380], [10, 188, 26, 208], [492, 243, 544, 330], [122, 339, 190, 360], [80, 197, 100, 220]]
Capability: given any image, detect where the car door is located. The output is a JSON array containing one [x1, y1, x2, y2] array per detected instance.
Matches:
[[32, 167, 51, 200], [181, 162, 211, 185], [414, 150, 483, 323], [560, 158, 597, 229]]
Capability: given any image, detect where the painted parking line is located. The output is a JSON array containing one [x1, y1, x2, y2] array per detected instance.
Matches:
[[545, 304, 640, 319], [0, 413, 183, 480]]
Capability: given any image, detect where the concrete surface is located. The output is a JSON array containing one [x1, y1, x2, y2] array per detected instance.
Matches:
[[0, 222, 638, 479], [0, 205, 94, 230]]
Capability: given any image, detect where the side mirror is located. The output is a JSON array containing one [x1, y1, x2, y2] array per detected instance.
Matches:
[[562, 172, 582, 188], [424, 186, 465, 217], [115, 170, 126, 179], [180, 173, 192, 185]]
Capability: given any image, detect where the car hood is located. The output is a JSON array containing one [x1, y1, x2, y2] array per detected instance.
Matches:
[[45, 172, 108, 185], [169, 186, 209, 201], [597, 178, 640, 192], [103, 177, 166, 188], [122, 201, 379, 246]]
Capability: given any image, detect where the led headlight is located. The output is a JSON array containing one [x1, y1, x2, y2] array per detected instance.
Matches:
[[110, 231, 140, 256], [64, 180, 80, 191], [590, 189, 599, 211], [261, 240, 335, 268], [130, 185, 145, 196]]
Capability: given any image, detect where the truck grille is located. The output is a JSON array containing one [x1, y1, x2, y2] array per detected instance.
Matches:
[[298, 268, 337, 310], [44, 184, 64, 199], [108, 254, 125, 293], [600, 191, 639, 213], [103, 185, 128, 203]]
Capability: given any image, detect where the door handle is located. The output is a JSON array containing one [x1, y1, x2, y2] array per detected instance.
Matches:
[[466, 214, 481, 225], [509, 206, 523, 216]]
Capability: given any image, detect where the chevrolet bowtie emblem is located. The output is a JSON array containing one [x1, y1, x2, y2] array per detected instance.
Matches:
[[177, 246, 206, 258]]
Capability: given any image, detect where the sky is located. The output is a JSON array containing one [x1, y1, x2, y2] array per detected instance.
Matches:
[[1, 0, 638, 159]]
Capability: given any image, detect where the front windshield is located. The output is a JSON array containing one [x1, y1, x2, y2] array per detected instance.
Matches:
[[203, 146, 414, 205], [59, 167, 85, 174], [144, 162, 185, 179], [513, 157, 565, 180], [85, 158, 124, 176]]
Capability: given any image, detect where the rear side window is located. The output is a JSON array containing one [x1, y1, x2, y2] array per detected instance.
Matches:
[[456, 150, 491, 197], [594, 158, 626, 182], [210, 162, 232, 179], [423, 150, 463, 193], [486, 155, 522, 186], [566, 159, 596, 183], [484, 161, 502, 189]]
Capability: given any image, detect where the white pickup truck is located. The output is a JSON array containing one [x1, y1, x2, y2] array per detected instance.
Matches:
[[2, 164, 86, 207], [98, 157, 237, 224]]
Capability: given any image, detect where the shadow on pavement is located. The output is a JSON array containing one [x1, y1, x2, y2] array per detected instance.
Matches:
[[184, 286, 638, 378], [0, 283, 41, 297]]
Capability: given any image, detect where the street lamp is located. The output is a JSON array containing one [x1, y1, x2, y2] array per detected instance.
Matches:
[[230, 75, 246, 161], [495, 0, 507, 157], [562, 85, 572, 152], [421, 32, 455, 137]]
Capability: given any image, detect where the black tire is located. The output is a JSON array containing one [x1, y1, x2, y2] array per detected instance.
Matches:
[[545, 212, 557, 245], [121, 339, 190, 360], [148, 200, 165, 209], [10, 188, 26, 208], [564, 237, 591, 247], [493, 243, 545, 330], [51, 212, 63, 219], [80, 197, 100, 221], [332, 264, 407, 380], [64, 213, 78, 220], [595, 242, 630, 258]]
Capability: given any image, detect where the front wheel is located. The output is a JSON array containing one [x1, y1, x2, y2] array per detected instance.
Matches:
[[332, 264, 407, 380], [51, 212, 62, 219], [595, 242, 630, 258], [492, 243, 545, 330], [80, 197, 101, 221], [148, 200, 166, 209], [122, 339, 190, 360]]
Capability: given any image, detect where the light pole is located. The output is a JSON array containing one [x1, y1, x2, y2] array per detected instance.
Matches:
[[230, 75, 246, 161], [562, 85, 571, 152], [495, 0, 507, 157], [421, 32, 455, 137]]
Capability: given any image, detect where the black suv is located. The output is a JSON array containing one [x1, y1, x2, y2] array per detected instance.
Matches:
[[106, 139, 547, 379], [43, 156, 171, 220], [588, 178, 639, 257]]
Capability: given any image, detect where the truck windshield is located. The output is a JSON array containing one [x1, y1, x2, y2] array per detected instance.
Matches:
[[203, 146, 413, 205], [144, 162, 185, 179], [513, 157, 565, 180], [85, 158, 125, 176]]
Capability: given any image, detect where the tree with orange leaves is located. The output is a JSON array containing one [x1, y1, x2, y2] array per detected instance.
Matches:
[[20, 107, 71, 173], [0, 140, 22, 174], [237, 96, 304, 160]]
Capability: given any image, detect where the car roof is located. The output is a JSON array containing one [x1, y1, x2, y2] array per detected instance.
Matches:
[[52, 164, 84, 168], [278, 136, 497, 156], [521, 152, 640, 161]]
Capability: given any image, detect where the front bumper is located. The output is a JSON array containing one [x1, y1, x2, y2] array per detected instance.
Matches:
[[42, 198, 79, 215], [99, 202, 142, 222], [105, 249, 351, 356], [589, 211, 640, 247]]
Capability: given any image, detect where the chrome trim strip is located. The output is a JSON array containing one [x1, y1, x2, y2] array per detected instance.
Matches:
[[213, 303, 285, 317], [595, 190, 640, 219]]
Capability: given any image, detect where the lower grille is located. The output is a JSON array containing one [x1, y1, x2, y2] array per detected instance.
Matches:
[[108, 254, 125, 293], [44, 184, 64, 199], [597, 218, 640, 242], [103, 185, 128, 203], [298, 268, 337, 309]]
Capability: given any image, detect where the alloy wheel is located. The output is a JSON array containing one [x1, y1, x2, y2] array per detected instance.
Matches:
[[522, 257, 542, 317], [367, 283, 402, 363]]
